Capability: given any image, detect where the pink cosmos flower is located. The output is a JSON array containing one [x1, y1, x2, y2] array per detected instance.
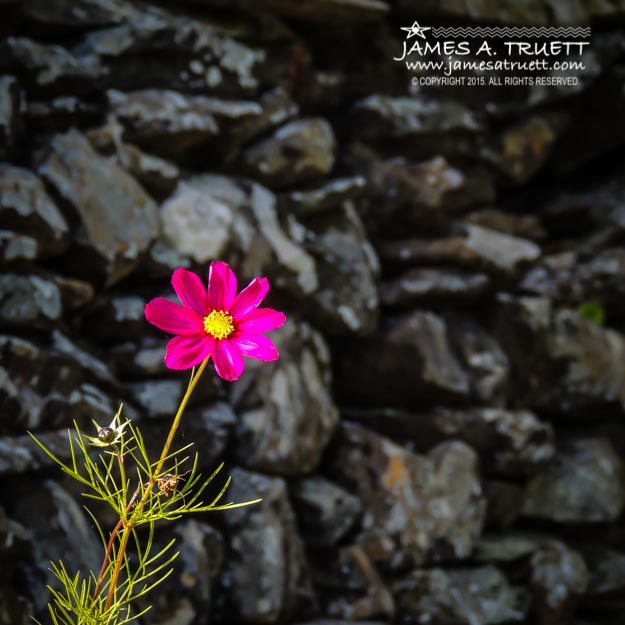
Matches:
[[144, 262, 286, 381]]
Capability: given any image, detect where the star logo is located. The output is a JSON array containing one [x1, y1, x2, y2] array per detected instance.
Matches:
[[400, 20, 431, 40]]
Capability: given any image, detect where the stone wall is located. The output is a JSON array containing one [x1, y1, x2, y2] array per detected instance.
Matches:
[[2, 1, 625, 624]]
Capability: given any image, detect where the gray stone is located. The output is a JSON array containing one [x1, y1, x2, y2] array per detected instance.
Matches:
[[80, 2, 272, 96], [530, 540, 588, 625], [394, 566, 528, 624], [448, 318, 510, 405], [0, 274, 63, 329], [0, 231, 38, 263], [0, 37, 105, 90], [107, 88, 261, 155], [87, 119, 180, 196], [281, 177, 365, 217], [241, 118, 336, 187], [178, 0, 389, 22], [291, 476, 362, 548], [0, 165, 69, 258], [380, 268, 490, 309], [12, 480, 101, 613], [20, 0, 131, 27], [330, 423, 485, 569], [465, 209, 546, 241], [523, 437, 625, 523], [0, 76, 19, 158], [26, 96, 100, 133], [220, 468, 314, 622], [39, 129, 159, 286], [381, 225, 541, 277], [352, 147, 496, 236], [496, 295, 625, 415], [302, 204, 379, 335], [336, 310, 470, 409], [354, 94, 480, 140], [232, 320, 339, 474]]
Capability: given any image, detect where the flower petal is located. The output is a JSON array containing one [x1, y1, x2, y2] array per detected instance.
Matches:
[[212, 339, 245, 381], [164, 335, 214, 370], [172, 268, 209, 317], [145, 298, 204, 335], [208, 261, 237, 311], [235, 308, 286, 335], [231, 334, 279, 361], [231, 277, 269, 320]]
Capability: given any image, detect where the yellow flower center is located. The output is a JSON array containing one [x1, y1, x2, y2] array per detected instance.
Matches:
[[203, 310, 234, 340]]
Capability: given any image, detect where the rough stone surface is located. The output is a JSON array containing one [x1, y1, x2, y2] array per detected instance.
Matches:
[[241, 118, 337, 188], [329, 423, 485, 569], [220, 468, 315, 622], [3, 2, 625, 624], [336, 310, 471, 409], [394, 566, 528, 624], [232, 320, 339, 474], [0, 165, 69, 258], [523, 438, 625, 523], [38, 129, 160, 286]]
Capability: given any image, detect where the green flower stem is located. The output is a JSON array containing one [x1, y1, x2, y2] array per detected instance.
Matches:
[[95, 356, 210, 613]]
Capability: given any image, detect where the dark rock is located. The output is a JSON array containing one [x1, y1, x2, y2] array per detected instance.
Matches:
[[393, 566, 528, 624], [0, 333, 118, 433], [290, 476, 362, 548], [380, 268, 490, 309], [241, 118, 336, 188], [380, 225, 541, 278], [530, 540, 588, 625], [107, 88, 261, 156], [583, 546, 625, 602], [0, 37, 105, 92], [80, 3, 281, 96], [20, 0, 131, 27], [0, 165, 69, 258], [137, 520, 225, 625], [39, 129, 160, 286], [109, 337, 173, 378], [343, 406, 552, 478], [322, 546, 395, 621], [0, 273, 63, 329], [159, 176, 374, 335], [11, 479, 101, 614], [180, 0, 389, 22], [53, 275, 94, 310], [465, 209, 546, 242], [232, 320, 339, 474], [523, 437, 625, 523], [220, 468, 315, 622], [353, 94, 480, 141], [0, 76, 20, 158], [448, 319, 510, 405], [281, 176, 366, 217], [26, 96, 100, 132], [301, 204, 379, 335], [0, 430, 71, 475], [496, 295, 625, 416], [522, 248, 625, 316], [0, 231, 38, 263], [352, 147, 496, 235], [329, 423, 485, 569], [83, 294, 146, 343], [475, 532, 542, 563], [86, 118, 180, 196], [482, 114, 565, 183], [483, 481, 525, 529], [336, 310, 470, 409]]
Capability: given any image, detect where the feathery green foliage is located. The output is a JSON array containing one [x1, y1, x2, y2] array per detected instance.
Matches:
[[30, 361, 259, 625]]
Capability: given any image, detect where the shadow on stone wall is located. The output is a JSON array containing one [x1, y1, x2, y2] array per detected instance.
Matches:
[[2, 1, 625, 624]]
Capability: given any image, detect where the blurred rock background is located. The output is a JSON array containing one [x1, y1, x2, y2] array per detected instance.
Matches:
[[2, 1, 625, 624]]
